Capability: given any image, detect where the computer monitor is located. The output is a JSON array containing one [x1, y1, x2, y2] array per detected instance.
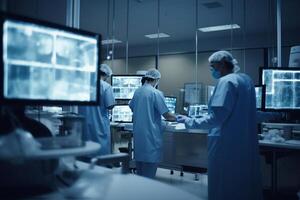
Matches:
[[260, 67, 300, 110], [206, 85, 215, 104], [111, 75, 143, 100], [0, 13, 101, 105], [165, 96, 176, 114], [184, 82, 204, 105], [188, 104, 208, 118], [111, 105, 133, 123], [255, 85, 265, 110]]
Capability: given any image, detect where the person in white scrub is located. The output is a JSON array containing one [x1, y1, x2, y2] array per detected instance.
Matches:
[[129, 68, 176, 179], [177, 51, 262, 200], [78, 64, 115, 156]]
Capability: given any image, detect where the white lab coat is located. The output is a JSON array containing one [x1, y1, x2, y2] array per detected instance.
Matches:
[[78, 80, 115, 155], [185, 73, 262, 200], [129, 83, 169, 163]]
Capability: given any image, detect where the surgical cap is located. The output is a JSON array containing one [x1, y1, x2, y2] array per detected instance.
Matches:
[[208, 50, 240, 73], [144, 68, 161, 79], [100, 64, 113, 76]]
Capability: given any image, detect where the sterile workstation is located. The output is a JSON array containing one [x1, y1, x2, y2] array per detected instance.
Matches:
[[0, 0, 300, 200]]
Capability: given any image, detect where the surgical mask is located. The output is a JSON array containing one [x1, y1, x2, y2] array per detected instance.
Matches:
[[210, 67, 221, 79]]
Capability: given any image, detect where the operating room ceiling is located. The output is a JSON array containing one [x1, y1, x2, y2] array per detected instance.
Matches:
[[3, 0, 300, 56]]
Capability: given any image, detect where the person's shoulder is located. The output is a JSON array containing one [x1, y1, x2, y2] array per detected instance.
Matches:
[[154, 89, 164, 97], [101, 80, 112, 89], [219, 73, 239, 87]]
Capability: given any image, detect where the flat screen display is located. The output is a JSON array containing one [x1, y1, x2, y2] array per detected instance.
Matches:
[[111, 105, 133, 122], [207, 85, 215, 104], [184, 82, 204, 105], [261, 67, 300, 110], [165, 96, 176, 114], [0, 15, 100, 105], [111, 75, 143, 100], [255, 85, 265, 110], [188, 104, 208, 118]]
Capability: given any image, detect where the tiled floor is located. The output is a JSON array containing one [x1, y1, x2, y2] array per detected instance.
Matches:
[[155, 168, 208, 200]]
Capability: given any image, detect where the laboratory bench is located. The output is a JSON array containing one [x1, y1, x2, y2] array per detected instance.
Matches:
[[111, 122, 300, 195]]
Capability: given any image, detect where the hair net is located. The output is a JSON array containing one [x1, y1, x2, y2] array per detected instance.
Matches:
[[208, 50, 240, 73], [144, 68, 161, 79], [100, 64, 113, 76]]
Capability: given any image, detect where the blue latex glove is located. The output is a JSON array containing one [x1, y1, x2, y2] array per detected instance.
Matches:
[[176, 115, 189, 123]]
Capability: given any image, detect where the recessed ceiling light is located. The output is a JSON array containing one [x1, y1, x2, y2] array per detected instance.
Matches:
[[198, 24, 240, 32], [145, 33, 170, 39], [101, 39, 122, 45]]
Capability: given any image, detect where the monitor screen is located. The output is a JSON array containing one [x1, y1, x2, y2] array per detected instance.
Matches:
[[184, 82, 204, 105], [165, 96, 176, 114], [111, 105, 133, 123], [206, 85, 215, 104], [188, 104, 208, 118], [0, 14, 100, 105], [255, 85, 265, 110], [111, 75, 143, 100], [261, 67, 300, 110]]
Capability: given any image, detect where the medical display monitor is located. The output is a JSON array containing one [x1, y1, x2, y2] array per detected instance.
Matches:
[[111, 105, 133, 123], [111, 75, 143, 100], [261, 67, 300, 110], [165, 96, 177, 114], [255, 85, 265, 110], [188, 104, 208, 118], [0, 14, 101, 105], [206, 85, 215, 104]]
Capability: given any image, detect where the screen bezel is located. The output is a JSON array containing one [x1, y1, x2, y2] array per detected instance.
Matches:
[[111, 104, 133, 123], [0, 12, 101, 106], [254, 84, 266, 111], [259, 67, 300, 111], [111, 74, 144, 100]]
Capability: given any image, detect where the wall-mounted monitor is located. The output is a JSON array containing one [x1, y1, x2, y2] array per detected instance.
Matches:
[[206, 85, 215, 104], [184, 82, 205, 105], [111, 105, 133, 123], [255, 85, 265, 110], [165, 96, 177, 114], [111, 75, 143, 100], [0, 13, 101, 105], [260, 67, 300, 110]]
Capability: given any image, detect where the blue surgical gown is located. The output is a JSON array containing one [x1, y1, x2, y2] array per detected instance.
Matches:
[[78, 80, 115, 155], [184, 73, 262, 200], [129, 84, 169, 163]]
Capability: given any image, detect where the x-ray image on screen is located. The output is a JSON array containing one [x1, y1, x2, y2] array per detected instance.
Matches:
[[262, 68, 300, 110], [255, 86, 263, 109], [188, 104, 208, 118], [2, 19, 99, 103], [111, 105, 133, 122], [112, 75, 143, 99], [207, 85, 215, 104], [165, 96, 177, 114]]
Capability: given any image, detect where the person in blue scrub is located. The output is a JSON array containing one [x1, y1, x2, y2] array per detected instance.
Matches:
[[129, 68, 176, 179], [78, 64, 115, 156], [177, 51, 262, 200]]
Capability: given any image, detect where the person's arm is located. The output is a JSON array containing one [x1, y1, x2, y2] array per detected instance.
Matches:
[[184, 108, 230, 129], [105, 85, 116, 110], [184, 80, 237, 129], [163, 112, 176, 122]]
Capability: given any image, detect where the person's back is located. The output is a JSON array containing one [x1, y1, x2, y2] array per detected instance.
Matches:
[[130, 84, 166, 162], [208, 73, 261, 200], [79, 64, 115, 156]]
